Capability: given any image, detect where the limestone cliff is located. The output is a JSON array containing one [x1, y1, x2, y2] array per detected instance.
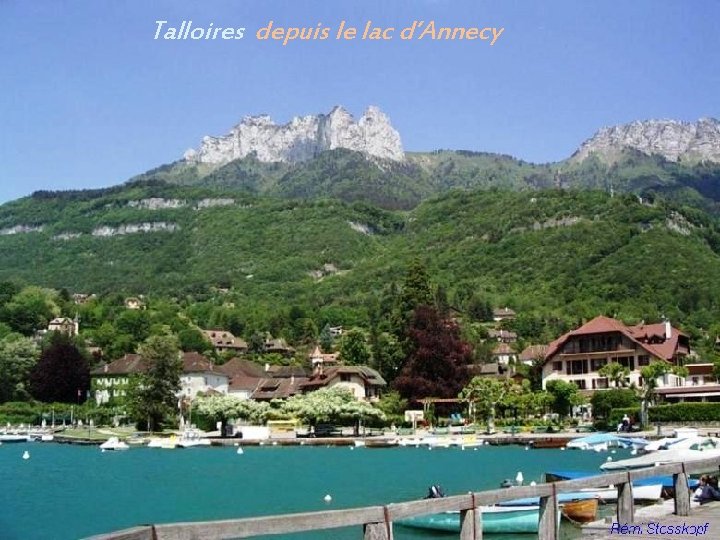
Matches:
[[183, 105, 404, 164], [572, 118, 720, 163]]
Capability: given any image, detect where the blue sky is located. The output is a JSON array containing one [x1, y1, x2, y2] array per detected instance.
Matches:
[[1, 0, 718, 203]]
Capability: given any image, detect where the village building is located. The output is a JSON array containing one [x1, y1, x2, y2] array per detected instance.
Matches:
[[91, 351, 229, 404], [264, 337, 295, 357], [218, 357, 266, 399], [491, 342, 517, 366], [202, 329, 248, 355], [492, 307, 516, 322], [656, 363, 720, 403], [488, 329, 518, 343], [300, 365, 386, 401], [519, 344, 549, 366], [541, 316, 691, 392], [47, 316, 79, 336], [251, 365, 309, 401], [124, 296, 146, 310]]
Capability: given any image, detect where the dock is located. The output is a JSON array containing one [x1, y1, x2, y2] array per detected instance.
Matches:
[[583, 500, 720, 539]]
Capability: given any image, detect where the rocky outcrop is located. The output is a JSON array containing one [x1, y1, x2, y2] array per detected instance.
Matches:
[[91, 222, 179, 237], [183, 106, 404, 165], [0, 225, 44, 235], [127, 198, 186, 209], [572, 118, 720, 163]]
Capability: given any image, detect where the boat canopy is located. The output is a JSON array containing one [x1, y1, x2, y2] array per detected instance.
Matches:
[[545, 470, 698, 489], [566, 433, 648, 450]]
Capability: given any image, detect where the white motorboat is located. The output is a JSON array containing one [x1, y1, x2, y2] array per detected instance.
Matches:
[[176, 429, 211, 448], [644, 435, 719, 453], [99, 437, 129, 451], [601, 446, 720, 471]]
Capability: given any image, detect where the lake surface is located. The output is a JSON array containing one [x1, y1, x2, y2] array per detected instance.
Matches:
[[0, 442, 628, 540]]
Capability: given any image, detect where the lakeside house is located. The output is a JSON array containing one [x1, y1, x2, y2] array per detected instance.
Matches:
[[541, 316, 690, 392], [91, 351, 229, 404], [218, 357, 266, 399], [656, 363, 720, 403], [300, 365, 386, 401]]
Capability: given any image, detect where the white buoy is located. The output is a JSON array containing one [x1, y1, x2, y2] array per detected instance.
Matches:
[[611, 450, 616, 454], [22, 450, 30, 460], [606, 456, 613, 462], [561, 446, 566, 450], [101, 448, 106, 453], [324, 494, 332, 504], [530, 481, 537, 486], [236, 447, 244, 455], [259, 441, 265, 446], [525, 446, 530, 451], [630, 449, 638, 455], [272, 441, 278, 446], [516, 471, 524, 485]]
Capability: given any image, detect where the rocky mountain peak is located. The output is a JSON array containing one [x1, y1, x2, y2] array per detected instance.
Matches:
[[571, 118, 720, 163], [183, 106, 404, 164]]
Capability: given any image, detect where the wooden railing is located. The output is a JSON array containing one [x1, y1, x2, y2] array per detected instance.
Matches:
[[86, 456, 720, 540]]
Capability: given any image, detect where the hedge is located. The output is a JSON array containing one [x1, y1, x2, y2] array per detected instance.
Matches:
[[609, 403, 720, 427]]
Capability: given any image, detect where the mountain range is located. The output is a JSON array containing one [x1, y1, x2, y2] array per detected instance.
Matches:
[[2, 106, 720, 330]]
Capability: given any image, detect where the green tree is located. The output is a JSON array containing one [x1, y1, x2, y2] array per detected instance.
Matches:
[[598, 362, 631, 388], [639, 361, 671, 427], [392, 259, 433, 340], [194, 394, 271, 432], [126, 335, 182, 431], [319, 324, 334, 352], [282, 387, 385, 433], [0, 335, 39, 402], [178, 327, 211, 353], [545, 380, 583, 419], [370, 331, 404, 383], [590, 388, 639, 421], [339, 327, 370, 365], [459, 377, 511, 432], [3, 286, 61, 336]]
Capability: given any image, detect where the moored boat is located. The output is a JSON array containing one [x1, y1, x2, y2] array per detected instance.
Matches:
[[396, 505, 545, 534], [99, 437, 129, 451], [562, 498, 598, 523], [364, 438, 399, 448]]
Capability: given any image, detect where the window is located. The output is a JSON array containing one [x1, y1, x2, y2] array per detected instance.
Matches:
[[552, 361, 562, 372], [638, 355, 650, 367], [340, 374, 351, 382], [591, 358, 607, 372], [592, 378, 609, 390], [568, 360, 588, 375], [573, 380, 587, 390]]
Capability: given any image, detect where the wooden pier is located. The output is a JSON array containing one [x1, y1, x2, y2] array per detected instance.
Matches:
[[86, 456, 720, 540]]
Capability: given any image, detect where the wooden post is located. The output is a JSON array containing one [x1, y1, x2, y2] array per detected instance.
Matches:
[[364, 521, 393, 540], [673, 470, 691, 516], [617, 480, 634, 523], [460, 507, 482, 540], [538, 493, 558, 540]]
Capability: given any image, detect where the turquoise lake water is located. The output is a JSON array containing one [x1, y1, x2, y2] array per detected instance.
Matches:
[[0, 442, 630, 540]]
